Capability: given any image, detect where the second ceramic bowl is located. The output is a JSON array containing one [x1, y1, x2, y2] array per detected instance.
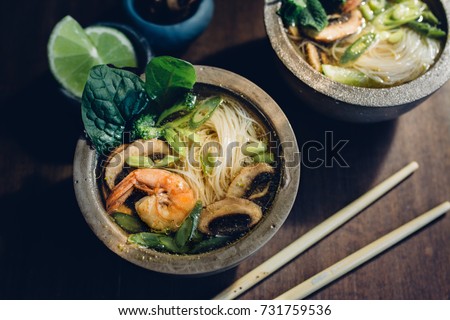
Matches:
[[264, 0, 450, 122]]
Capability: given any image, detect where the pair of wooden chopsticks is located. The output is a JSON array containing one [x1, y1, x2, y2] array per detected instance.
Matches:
[[214, 161, 449, 300]]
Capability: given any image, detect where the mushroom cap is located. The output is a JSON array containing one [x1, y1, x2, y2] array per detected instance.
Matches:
[[198, 197, 263, 235], [226, 163, 275, 198]]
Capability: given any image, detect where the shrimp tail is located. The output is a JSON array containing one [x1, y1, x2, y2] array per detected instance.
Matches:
[[106, 172, 137, 213]]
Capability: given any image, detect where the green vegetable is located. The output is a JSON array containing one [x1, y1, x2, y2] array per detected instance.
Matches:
[[145, 56, 196, 112], [407, 21, 446, 38], [167, 113, 192, 128], [242, 141, 267, 156], [81, 56, 198, 155], [125, 155, 154, 168], [112, 213, 147, 233], [322, 64, 374, 87], [278, 0, 328, 32], [156, 92, 197, 126], [164, 127, 187, 157], [388, 29, 404, 44], [360, 3, 374, 21], [175, 128, 200, 143], [153, 155, 179, 168], [175, 201, 202, 248], [81, 65, 149, 155], [421, 11, 439, 25], [191, 236, 232, 254], [189, 96, 223, 129], [128, 232, 185, 253], [340, 33, 377, 65], [200, 152, 215, 175], [374, 2, 422, 30], [132, 114, 164, 140], [253, 152, 275, 164], [368, 0, 386, 14]]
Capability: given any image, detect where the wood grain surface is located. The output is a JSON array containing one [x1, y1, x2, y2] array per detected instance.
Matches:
[[0, 0, 449, 299]]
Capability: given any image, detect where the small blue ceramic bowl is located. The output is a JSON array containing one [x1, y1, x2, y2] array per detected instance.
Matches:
[[123, 0, 214, 53]]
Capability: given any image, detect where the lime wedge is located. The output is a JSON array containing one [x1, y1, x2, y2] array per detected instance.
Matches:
[[48, 16, 101, 98], [85, 26, 137, 69], [48, 16, 138, 99]]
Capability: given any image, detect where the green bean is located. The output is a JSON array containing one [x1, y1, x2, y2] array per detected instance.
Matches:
[[112, 213, 147, 233]]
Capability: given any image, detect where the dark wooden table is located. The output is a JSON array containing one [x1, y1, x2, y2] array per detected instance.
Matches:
[[1, 0, 449, 299]]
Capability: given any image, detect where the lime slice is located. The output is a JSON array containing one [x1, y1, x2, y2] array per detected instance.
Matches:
[[48, 16, 102, 98], [85, 26, 137, 69]]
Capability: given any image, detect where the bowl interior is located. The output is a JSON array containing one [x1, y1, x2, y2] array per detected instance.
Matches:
[[73, 65, 300, 276], [264, 0, 450, 108]]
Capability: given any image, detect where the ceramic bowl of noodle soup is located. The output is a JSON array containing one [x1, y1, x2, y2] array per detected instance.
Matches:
[[265, 0, 450, 122], [74, 65, 300, 276]]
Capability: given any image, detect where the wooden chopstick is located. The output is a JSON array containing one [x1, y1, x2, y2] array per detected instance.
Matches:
[[274, 201, 450, 300], [213, 162, 419, 300]]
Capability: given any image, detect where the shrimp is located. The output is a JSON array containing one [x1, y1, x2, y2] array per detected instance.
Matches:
[[106, 168, 197, 232], [104, 139, 170, 190]]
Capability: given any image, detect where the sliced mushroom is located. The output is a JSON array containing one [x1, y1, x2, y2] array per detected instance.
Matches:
[[306, 10, 363, 43], [305, 42, 322, 72], [104, 139, 170, 190], [198, 198, 263, 235], [226, 163, 275, 198], [288, 26, 301, 39], [320, 51, 330, 65], [104, 144, 128, 190], [248, 183, 270, 200]]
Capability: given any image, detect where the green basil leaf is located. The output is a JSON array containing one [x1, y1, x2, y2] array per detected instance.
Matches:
[[278, 0, 307, 26], [298, 0, 328, 31], [81, 65, 149, 155], [145, 56, 196, 111], [278, 0, 328, 32]]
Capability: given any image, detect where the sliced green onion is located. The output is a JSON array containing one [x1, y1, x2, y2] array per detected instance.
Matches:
[[340, 33, 377, 65], [368, 0, 386, 13], [242, 141, 267, 156], [374, 2, 422, 30], [388, 29, 404, 44], [201, 152, 215, 175], [189, 96, 223, 129], [407, 21, 446, 38], [360, 3, 374, 21], [421, 11, 440, 25], [176, 127, 201, 144], [164, 127, 187, 158], [253, 152, 275, 164]]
